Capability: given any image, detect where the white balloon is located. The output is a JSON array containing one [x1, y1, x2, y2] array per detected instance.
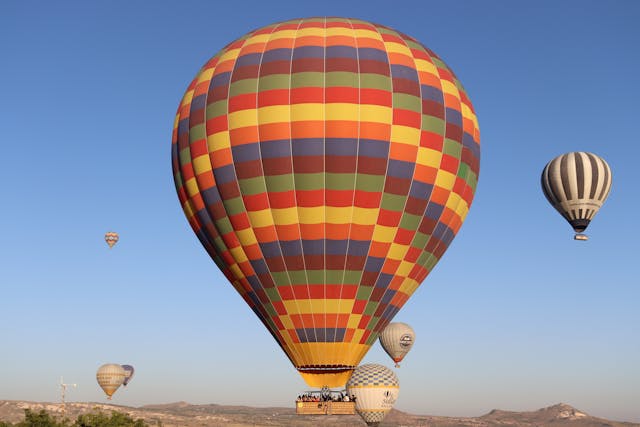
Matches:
[[346, 364, 399, 427], [379, 322, 415, 367], [96, 363, 125, 399], [541, 152, 612, 240]]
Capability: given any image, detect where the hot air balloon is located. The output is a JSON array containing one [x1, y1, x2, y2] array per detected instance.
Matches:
[[105, 232, 119, 248], [172, 17, 480, 388], [379, 322, 414, 367], [121, 364, 135, 386], [541, 152, 611, 240], [346, 364, 399, 426], [96, 364, 125, 399]]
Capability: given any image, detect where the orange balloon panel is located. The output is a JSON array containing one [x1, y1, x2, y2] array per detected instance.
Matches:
[[172, 17, 480, 388]]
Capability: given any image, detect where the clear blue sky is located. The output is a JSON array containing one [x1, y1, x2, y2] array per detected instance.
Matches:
[[1, 0, 638, 423]]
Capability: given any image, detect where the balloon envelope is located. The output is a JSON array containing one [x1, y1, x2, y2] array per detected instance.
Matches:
[[346, 364, 399, 426], [378, 322, 415, 367], [105, 232, 119, 248], [541, 152, 611, 239], [172, 17, 480, 387], [96, 363, 125, 399], [121, 364, 135, 386]]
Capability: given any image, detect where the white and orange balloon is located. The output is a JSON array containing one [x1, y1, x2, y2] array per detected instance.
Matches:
[[379, 322, 415, 367], [96, 364, 125, 399], [104, 232, 119, 248]]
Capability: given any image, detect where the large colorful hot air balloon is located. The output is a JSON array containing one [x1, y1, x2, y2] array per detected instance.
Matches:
[[172, 17, 480, 388], [96, 364, 125, 399], [541, 152, 611, 240], [346, 364, 399, 426], [105, 232, 119, 248], [378, 322, 414, 367], [121, 364, 135, 386]]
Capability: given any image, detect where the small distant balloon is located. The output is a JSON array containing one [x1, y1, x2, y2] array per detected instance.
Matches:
[[541, 152, 612, 240], [121, 364, 135, 386], [379, 322, 415, 367], [346, 364, 399, 427], [96, 363, 125, 399], [104, 232, 119, 248]]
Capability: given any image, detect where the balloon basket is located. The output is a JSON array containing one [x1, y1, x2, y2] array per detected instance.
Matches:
[[574, 233, 588, 241], [295, 388, 356, 415]]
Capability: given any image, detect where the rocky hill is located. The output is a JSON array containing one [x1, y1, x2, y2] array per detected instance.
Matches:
[[0, 400, 637, 426]]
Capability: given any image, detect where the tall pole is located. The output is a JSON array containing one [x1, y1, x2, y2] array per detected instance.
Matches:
[[60, 377, 77, 421]]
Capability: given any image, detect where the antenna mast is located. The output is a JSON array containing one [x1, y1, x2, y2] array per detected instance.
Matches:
[[60, 377, 77, 420]]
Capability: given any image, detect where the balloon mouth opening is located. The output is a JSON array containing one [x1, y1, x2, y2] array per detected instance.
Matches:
[[570, 219, 590, 233], [297, 365, 355, 374]]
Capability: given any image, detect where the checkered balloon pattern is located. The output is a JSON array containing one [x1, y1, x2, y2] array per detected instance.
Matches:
[[347, 363, 400, 387], [172, 17, 480, 387]]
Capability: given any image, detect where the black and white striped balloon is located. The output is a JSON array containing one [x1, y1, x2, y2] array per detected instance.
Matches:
[[541, 152, 612, 240]]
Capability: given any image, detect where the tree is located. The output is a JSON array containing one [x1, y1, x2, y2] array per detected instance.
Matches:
[[72, 410, 146, 427], [6, 408, 149, 427], [15, 409, 65, 427]]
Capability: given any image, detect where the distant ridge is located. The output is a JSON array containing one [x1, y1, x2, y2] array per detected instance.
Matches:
[[1, 400, 638, 426], [476, 403, 618, 426]]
